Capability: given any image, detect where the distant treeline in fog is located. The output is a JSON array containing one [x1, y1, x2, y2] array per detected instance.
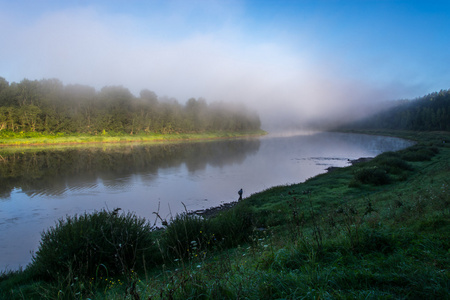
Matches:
[[346, 89, 450, 131], [0, 77, 261, 134]]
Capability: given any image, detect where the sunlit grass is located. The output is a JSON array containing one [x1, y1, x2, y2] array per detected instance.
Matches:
[[0, 130, 267, 146]]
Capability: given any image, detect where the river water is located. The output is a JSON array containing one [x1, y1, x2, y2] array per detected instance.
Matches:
[[0, 132, 413, 270]]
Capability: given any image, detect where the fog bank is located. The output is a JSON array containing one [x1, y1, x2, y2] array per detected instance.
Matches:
[[1, 2, 446, 130]]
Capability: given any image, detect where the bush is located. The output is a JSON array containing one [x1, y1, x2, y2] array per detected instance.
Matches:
[[210, 203, 255, 247], [400, 145, 438, 162], [30, 210, 158, 281], [374, 156, 413, 174], [162, 205, 255, 259], [163, 213, 209, 258], [353, 167, 390, 185]]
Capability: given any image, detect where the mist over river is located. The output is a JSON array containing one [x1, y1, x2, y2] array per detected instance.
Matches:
[[0, 132, 413, 270]]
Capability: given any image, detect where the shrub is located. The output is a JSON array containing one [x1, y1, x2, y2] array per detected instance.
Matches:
[[374, 156, 413, 174], [162, 204, 255, 259], [353, 167, 390, 185], [402, 150, 432, 161], [163, 213, 208, 258], [376, 151, 400, 159], [30, 210, 158, 281], [400, 145, 438, 162], [209, 203, 255, 247]]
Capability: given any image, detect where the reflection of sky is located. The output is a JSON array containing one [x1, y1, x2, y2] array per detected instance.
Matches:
[[0, 132, 413, 270]]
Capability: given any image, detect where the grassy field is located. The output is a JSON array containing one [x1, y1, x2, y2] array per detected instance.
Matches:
[[0, 130, 267, 146], [0, 130, 449, 299]]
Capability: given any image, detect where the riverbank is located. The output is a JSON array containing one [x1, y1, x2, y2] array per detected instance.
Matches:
[[1, 130, 449, 299], [0, 130, 267, 147], [188, 156, 389, 219], [189, 157, 373, 218]]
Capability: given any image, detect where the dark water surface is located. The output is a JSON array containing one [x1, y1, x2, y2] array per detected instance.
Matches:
[[0, 132, 413, 270]]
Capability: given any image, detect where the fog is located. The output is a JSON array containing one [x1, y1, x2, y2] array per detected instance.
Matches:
[[0, 2, 445, 131]]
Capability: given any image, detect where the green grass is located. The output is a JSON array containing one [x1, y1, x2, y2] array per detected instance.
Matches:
[[1, 130, 449, 299], [0, 130, 267, 146]]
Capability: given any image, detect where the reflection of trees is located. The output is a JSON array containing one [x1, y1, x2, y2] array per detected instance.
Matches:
[[0, 139, 260, 198]]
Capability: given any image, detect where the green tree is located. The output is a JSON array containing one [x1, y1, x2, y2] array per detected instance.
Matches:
[[18, 105, 41, 131], [0, 76, 262, 135]]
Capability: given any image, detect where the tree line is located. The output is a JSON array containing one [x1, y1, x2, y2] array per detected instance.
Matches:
[[0, 77, 261, 134], [347, 89, 450, 131]]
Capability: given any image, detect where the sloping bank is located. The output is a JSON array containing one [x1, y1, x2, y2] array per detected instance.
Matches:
[[147, 130, 450, 299]]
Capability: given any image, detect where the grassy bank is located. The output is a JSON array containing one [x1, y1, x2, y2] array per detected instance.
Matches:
[[1, 130, 449, 299], [0, 130, 267, 146]]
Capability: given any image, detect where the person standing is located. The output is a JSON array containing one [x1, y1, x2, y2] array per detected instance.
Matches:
[[238, 188, 243, 200]]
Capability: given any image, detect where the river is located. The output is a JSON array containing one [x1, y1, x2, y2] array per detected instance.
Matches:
[[0, 131, 413, 270]]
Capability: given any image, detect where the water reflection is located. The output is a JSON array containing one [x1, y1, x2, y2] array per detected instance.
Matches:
[[0, 132, 414, 270], [0, 139, 261, 198]]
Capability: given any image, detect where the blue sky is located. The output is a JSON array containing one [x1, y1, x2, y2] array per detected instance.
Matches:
[[1, 0, 449, 126]]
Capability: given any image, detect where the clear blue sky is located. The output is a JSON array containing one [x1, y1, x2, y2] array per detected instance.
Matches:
[[1, 0, 449, 125]]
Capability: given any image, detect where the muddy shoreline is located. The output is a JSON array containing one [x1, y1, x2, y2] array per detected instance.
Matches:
[[186, 200, 240, 219]]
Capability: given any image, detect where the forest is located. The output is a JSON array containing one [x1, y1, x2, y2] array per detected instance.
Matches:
[[348, 89, 450, 131], [0, 77, 261, 135]]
